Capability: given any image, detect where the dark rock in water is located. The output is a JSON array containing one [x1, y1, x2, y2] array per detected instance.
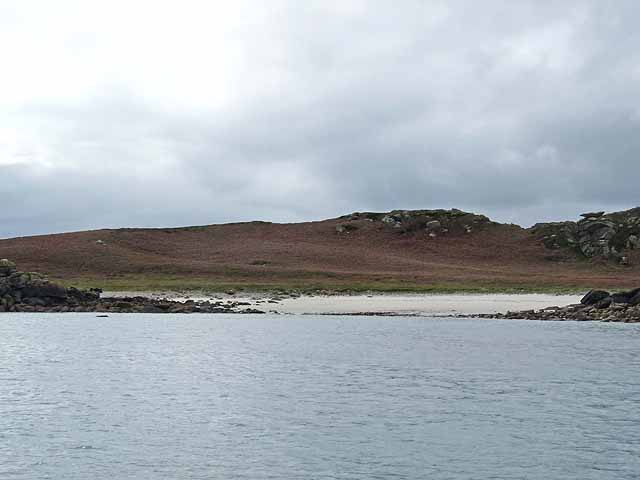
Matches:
[[630, 291, 640, 306], [580, 289, 610, 305]]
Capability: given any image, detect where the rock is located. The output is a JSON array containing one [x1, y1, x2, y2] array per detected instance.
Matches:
[[594, 297, 613, 309], [22, 280, 67, 300], [0, 259, 17, 277], [580, 211, 605, 218], [140, 305, 163, 313], [611, 288, 640, 304], [335, 223, 359, 234], [23, 297, 46, 307], [8, 272, 29, 289], [367, 209, 496, 235], [2, 295, 15, 308], [113, 301, 134, 310], [425, 220, 442, 230], [623, 287, 640, 297], [0, 260, 282, 315], [580, 289, 610, 305], [241, 308, 266, 314], [468, 289, 640, 322], [532, 207, 640, 262], [67, 287, 100, 302]]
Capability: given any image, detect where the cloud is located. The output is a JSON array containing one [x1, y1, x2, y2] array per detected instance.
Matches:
[[1, 0, 640, 237]]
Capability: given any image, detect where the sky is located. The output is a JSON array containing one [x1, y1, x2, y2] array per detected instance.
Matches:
[[1, 0, 639, 238]]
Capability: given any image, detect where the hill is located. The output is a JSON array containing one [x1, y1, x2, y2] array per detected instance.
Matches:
[[1, 208, 638, 293]]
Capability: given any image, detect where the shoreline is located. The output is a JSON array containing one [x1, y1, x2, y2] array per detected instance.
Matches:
[[64, 280, 593, 296], [102, 291, 584, 317], [2, 256, 635, 320]]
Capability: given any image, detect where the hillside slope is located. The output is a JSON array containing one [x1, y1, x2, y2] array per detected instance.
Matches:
[[1, 209, 638, 292]]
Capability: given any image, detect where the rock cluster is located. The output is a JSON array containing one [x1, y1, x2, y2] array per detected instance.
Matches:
[[473, 288, 640, 322], [90, 297, 265, 314], [0, 259, 93, 312], [530, 207, 640, 263], [339, 209, 495, 236], [0, 259, 264, 314]]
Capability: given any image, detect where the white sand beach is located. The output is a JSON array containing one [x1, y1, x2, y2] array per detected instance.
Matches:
[[271, 293, 583, 316], [103, 291, 583, 316]]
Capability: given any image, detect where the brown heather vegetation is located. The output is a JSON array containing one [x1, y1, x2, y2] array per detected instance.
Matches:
[[0, 213, 638, 293]]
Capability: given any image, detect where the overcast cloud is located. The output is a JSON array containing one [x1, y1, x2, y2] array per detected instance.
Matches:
[[1, 0, 639, 237]]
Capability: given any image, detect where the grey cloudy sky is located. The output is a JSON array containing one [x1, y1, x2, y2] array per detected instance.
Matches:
[[2, 0, 639, 238]]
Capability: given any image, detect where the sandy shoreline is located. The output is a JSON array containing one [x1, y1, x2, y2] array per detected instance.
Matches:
[[102, 291, 583, 316]]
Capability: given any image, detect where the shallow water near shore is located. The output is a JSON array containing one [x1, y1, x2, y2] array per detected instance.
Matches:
[[1, 313, 639, 479]]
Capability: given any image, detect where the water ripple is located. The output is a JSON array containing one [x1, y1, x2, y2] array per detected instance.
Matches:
[[0, 314, 639, 479]]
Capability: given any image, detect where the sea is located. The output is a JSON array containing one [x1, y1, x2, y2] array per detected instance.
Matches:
[[1, 313, 639, 479]]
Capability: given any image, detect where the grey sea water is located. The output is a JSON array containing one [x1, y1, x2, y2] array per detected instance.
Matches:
[[1, 313, 639, 479]]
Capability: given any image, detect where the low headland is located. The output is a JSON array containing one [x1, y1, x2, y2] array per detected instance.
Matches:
[[1, 207, 639, 321], [0, 259, 264, 314], [2, 207, 640, 295]]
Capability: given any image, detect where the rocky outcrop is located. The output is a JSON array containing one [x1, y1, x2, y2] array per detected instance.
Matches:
[[339, 208, 496, 236], [0, 260, 264, 314], [530, 207, 640, 263], [88, 297, 265, 314], [472, 288, 640, 322], [0, 266, 92, 311]]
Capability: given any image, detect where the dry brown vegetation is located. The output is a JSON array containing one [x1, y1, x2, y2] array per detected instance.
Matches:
[[0, 214, 638, 292]]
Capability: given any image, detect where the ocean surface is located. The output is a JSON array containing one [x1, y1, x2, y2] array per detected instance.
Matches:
[[1, 314, 639, 479]]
